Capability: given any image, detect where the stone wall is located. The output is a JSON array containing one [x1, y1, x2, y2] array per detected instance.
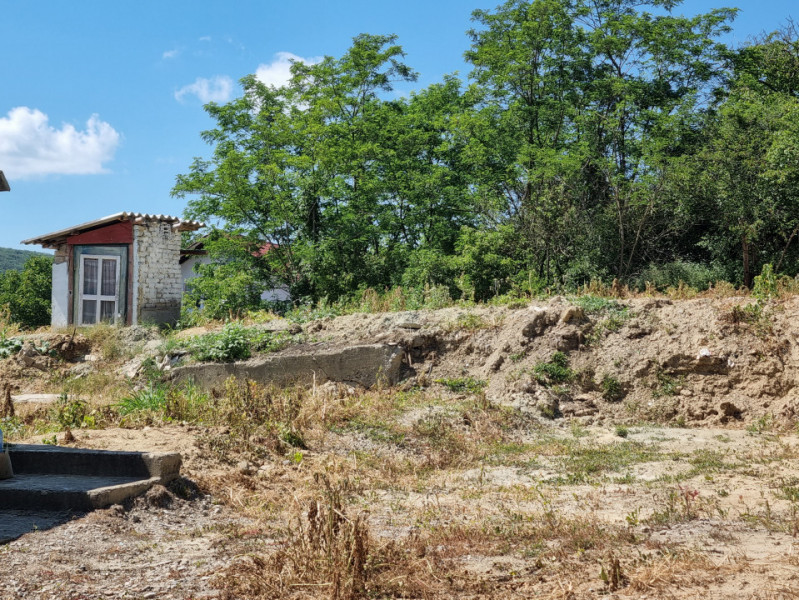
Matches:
[[134, 221, 182, 326]]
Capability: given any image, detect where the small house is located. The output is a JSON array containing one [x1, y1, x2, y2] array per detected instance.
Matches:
[[22, 212, 203, 327]]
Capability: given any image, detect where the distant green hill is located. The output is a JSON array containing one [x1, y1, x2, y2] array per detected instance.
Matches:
[[0, 247, 50, 273]]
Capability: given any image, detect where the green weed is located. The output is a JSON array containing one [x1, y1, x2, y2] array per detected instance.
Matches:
[[601, 375, 624, 401], [534, 352, 574, 386], [435, 377, 487, 394], [190, 322, 252, 362]]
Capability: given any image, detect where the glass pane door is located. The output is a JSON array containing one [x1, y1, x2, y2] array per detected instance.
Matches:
[[80, 255, 120, 325]]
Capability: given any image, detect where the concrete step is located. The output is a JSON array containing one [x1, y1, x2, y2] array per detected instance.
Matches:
[[0, 444, 181, 542], [0, 473, 158, 511], [8, 445, 181, 479]]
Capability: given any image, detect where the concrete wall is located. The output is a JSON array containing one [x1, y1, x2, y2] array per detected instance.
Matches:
[[51, 246, 69, 328], [133, 222, 183, 326], [172, 343, 404, 390]]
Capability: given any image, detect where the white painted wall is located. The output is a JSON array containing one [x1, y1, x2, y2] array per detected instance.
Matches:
[[180, 254, 212, 291], [131, 226, 139, 326], [51, 261, 69, 328]]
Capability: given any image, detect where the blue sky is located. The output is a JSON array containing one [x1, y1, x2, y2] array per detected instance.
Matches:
[[0, 0, 795, 251]]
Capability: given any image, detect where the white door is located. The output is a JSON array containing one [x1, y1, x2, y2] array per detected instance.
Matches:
[[79, 255, 120, 325]]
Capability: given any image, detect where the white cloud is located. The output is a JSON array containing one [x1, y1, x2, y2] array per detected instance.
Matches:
[[255, 52, 322, 88], [174, 76, 234, 104], [162, 48, 180, 60], [0, 107, 120, 179]]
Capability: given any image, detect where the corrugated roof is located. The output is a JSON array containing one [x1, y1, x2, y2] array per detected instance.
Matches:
[[21, 212, 205, 248]]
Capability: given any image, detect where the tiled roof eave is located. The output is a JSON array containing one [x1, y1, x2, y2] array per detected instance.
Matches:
[[21, 212, 205, 247]]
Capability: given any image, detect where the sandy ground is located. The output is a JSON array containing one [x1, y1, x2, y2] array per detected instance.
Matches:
[[3, 296, 799, 597], [2, 420, 799, 599]]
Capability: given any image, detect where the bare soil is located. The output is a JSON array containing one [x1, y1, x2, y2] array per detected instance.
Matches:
[[3, 296, 799, 599]]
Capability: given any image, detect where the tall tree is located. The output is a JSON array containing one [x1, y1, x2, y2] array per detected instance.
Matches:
[[692, 25, 799, 286], [465, 0, 736, 283]]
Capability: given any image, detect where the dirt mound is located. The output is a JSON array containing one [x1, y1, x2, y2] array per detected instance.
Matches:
[[3, 295, 799, 429], [299, 295, 799, 429]]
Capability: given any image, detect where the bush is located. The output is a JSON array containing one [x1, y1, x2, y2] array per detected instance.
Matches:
[[601, 375, 624, 401], [190, 322, 252, 362], [0, 256, 52, 328], [635, 260, 727, 292], [117, 385, 168, 416], [52, 393, 89, 429], [534, 352, 574, 386], [182, 261, 264, 324]]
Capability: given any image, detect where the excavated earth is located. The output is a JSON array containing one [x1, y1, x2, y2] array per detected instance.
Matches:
[[3, 295, 799, 599]]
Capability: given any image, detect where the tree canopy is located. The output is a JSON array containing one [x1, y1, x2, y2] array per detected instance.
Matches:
[[174, 1, 799, 310]]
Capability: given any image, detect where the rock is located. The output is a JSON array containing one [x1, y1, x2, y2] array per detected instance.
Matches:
[[237, 461, 254, 476], [535, 389, 560, 419], [719, 401, 742, 421], [521, 308, 558, 338], [69, 363, 93, 378], [120, 356, 146, 379], [484, 350, 505, 374], [560, 306, 585, 324], [398, 322, 422, 330], [549, 325, 584, 351]]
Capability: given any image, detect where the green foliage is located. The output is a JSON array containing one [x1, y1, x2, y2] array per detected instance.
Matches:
[[752, 263, 779, 301], [170, 2, 799, 301], [0, 336, 22, 359], [182, 261, 265, 324], [534, 352, 574, 386], [435, 377, 487, 394], [117, 385, 169, 416], [0, 247, 48, 274], [601, 375, 624, 402], [51, 394, 90, 429], [190, 322, 252, 362], [0, 256, 52, 328], [653, 371, 680, 399], [636, 261, 728, 292], [571, 296, 622, 315]]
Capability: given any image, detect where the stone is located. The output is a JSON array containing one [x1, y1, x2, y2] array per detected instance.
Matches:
[[560, 306, 585, 324], [521, 308, 558, 338]]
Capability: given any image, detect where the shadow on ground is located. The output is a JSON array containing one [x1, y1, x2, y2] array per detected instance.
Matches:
[[0, 510, 76, 544]]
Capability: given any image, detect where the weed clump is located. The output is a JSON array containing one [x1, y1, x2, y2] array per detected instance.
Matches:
[[215, 475, 394, 599], [190, 322, 252, 362], [601, 374, 624, 401], [435, 377, 487, 394], [534, 352, 574, 386], [198, 378, 307, 463]]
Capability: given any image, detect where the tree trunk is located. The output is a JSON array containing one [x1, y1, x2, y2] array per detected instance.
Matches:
[[742, 235, 752, 289]]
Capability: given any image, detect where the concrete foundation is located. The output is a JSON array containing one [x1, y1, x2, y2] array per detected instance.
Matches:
[[171, 343, 404, 390]]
